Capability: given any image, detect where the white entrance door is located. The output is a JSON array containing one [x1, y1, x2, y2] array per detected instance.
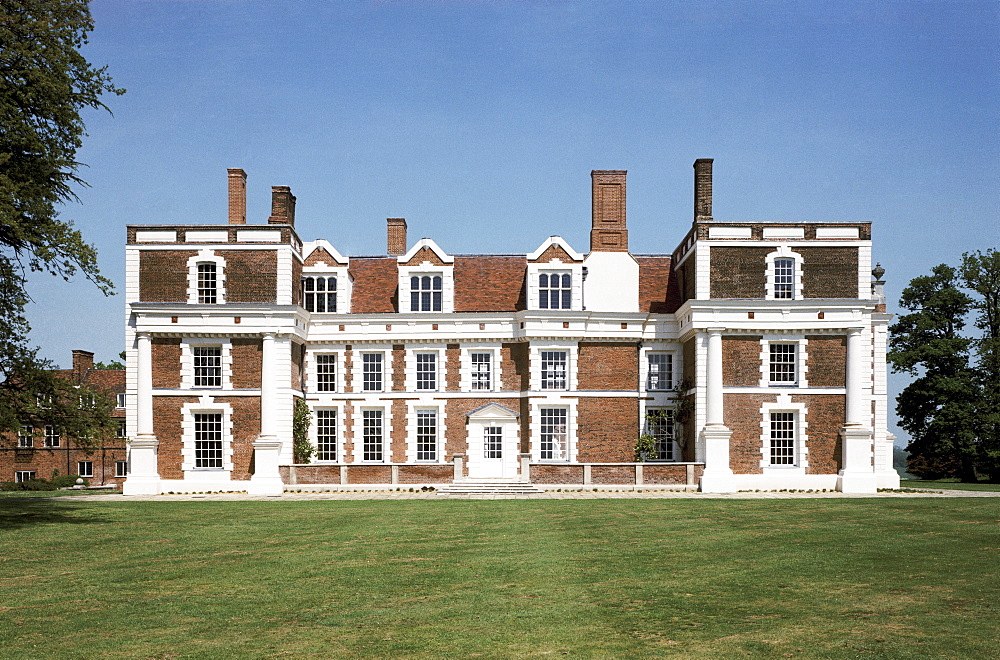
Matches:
[[465, 404, 519, 480]]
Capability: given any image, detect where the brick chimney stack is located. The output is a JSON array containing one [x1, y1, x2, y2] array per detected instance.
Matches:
[[227, 168, 247, 225], [387, 218, 407, 255], [268, 186, 296, 227], [694, 158, 713, 222], [590, 170, 628, 252], [72, 349, 94, 384]]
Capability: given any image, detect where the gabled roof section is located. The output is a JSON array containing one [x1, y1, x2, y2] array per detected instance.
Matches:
[[467, 402, 519, 419], [527, 236, 584, 263], [303, 240, 348, 266], [398, 238, 454, 265]]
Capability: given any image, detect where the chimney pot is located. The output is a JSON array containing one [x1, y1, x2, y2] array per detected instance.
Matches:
[[387, 218, 407, 256], [589, 170, 628, 252], [268, 186, 296, 227], [694, 158, 714, 222], [227, 168, 247, 225]]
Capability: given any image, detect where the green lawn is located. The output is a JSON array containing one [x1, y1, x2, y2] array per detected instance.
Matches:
[[901, 479, 1000, 492], [1, 498, 998, 659]]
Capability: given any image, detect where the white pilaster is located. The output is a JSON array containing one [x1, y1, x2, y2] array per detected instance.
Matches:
[[699, 328, 736, 492], [249, 332, 284, 495], [837, 328, 876, 493], [124, 332, 160, 495]]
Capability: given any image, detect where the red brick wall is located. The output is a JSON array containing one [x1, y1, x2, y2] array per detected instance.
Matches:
[[577, 343, 638, 390], [799, 247, 858, 299], [531, 464, 584, 484], [502, 343, 529, 391], [805, 336, 846, 387], [446, 344, 461, 391], [292, 257, 302, 308], [391, 400, 407, 463], [139, 251, 188, 302], [152, 338, 181, 388], [218, 250, 277, 304], [709, 247, 770, 298], [636, 256, 682, 313], [290, 342, 305, 391], [725, 393, 769, 474], [642, 464, 690, 485], [342, 401, 355, 459], [283, 465, 339, 484], [576, 397, 639, 462], [391, 345, 406, 392], [680, 257, 695, 302], [152, 396, 260, 481], [348, 465, 392, 484], [591, 465, 636, 484], [682, 338, 695, 385], [722, 336, 762, 386], [343, 348, 354, 393], [398, 465, 452, 484], [0, 445, 127, 486], [795, 394, 844, 474], [454, 256, 527, 312], [231, 338, 261, 389]]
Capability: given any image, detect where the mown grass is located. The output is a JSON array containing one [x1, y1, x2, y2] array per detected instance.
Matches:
[[901, 478, 1000, 492], [1, 498, 998, 659]]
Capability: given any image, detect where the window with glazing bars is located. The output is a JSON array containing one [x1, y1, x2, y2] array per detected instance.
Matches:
[[363, 410, 383, 462], [193, 347, 222, 387], [484, 426, 502, 459], [471, 352, 492, 390], [539, 272, 571, 309], [15, 471, 36, 483], [194, 413, 223, 469], [773, 258, 794, 299], [647, 353, 673, 390], [197, 263, 217, 303], [540, 408, 567, 460], [541, 351, 567, 390], [315, 354, 336, 392], [117, 421, 127, 438], [362, 353, 383, 392], [18, 425, 32, 448], [302, 276, 337, 312], [768, 344, 797, 385], [44, 425, 59, 448], [410, 275, 442, 312], [315, 409, 337, 461], [648, 410, 675, 461], [769, 412, 796, 465], [115, 460, 128, 477], [416, 410, 437, 461], [78, 461, 93, 478], [416, 353, 437, 390]]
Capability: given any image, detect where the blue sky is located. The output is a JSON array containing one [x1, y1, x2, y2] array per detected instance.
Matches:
[[24, 0, 999, 446]]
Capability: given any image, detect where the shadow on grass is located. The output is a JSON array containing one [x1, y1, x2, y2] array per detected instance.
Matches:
[[0, 496, 108, 530]]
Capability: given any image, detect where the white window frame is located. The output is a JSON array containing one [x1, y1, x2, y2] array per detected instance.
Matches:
[[115, 460, 128, 478], [760, 337, 808, 388], [301, 274, 338, 313], [313, 408, 339, 462], [358, 407, 386, 463], [529, 344, 576, 392], [44, 425, 60, 448], [116, 393, 126, 408], [181, 339, 233, 390], [765, 246, 803, 301], [460, 345, 502, 392], [759, 395, 809, 472], [646, 408, 677, 462], [116, 420, 127, 439], [15, 471, 36, 483], [180, 400, 234, 473], [526, 237, 584, 312], [645, 352, 674, 391], [535, 406, 572, 462], [408, 273, 444, 312], [537, 270, 573, 310], [300, 240, 352, 314], [186, 249, 227, 304], [77, 461, 93, 478], [413, 351, 439, 392], [397, 239, 455, 313], [18, 425, 32, 448], [360, 351, 386, 393], [415, 408, 439, 462], [314, 353, 338, 393]]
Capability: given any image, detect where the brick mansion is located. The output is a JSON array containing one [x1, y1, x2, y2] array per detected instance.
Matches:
[[121, 160, 898, 495]]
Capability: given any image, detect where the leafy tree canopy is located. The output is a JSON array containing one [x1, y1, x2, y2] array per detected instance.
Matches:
[[0, 0, 124, 444]]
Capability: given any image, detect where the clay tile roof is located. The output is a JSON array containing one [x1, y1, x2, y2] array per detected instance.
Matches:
[[454, 256, 527, 312]]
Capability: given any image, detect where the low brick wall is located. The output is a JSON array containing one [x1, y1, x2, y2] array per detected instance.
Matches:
[[642, 463, 689, 485], [530, 464, 585, 484], [398, 464, 452, 484], [591, 465, 636, 485]]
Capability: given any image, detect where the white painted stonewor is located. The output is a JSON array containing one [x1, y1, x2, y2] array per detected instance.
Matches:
[[123, 332, 161, 495], [249, 332, 284, 495], [699, 328, 737, 492], [837, 328, 877, 493]]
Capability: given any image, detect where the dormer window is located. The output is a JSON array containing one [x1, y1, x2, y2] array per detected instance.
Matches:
[[539, 272, 571, 310], [410, 275, 442, 312], [197, 263, 217, 303], [303, 275, 337, 312]]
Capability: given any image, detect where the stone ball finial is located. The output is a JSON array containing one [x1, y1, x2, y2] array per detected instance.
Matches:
[[872, 263, 885, 281]]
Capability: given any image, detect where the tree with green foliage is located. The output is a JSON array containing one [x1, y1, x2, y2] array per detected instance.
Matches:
[[0, 0, 124, 444], [889, 250, 1000, 481]]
